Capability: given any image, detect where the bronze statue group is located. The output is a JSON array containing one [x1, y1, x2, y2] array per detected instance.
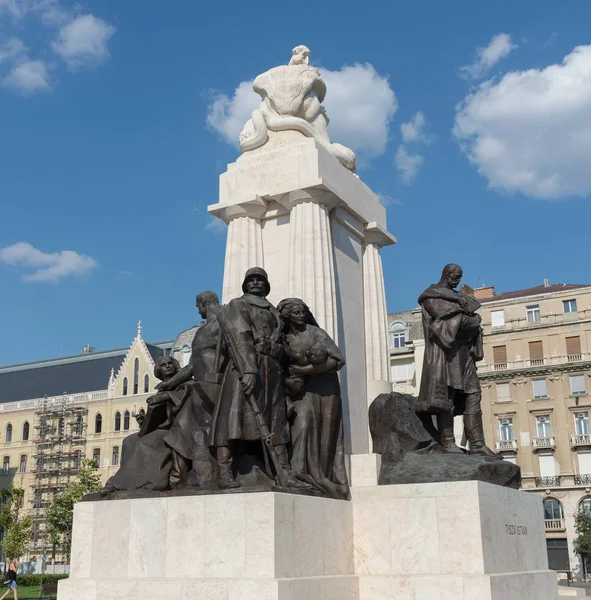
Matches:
[[102, 267, 350, 500]]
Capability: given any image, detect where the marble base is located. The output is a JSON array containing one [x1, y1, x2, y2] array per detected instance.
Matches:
[[59, 482, 557, 600], [353, 481, 558, 600]]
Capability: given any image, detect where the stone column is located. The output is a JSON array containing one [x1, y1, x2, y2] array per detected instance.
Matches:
[[363, 224, 393, 407], [211, 196, 267, 303], [282, 190, 338, 340]]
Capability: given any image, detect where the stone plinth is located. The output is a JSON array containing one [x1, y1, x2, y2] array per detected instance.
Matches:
[[59, 482, 558, 600], [353, 480, 558, 600], [58, 491, 357, 600]]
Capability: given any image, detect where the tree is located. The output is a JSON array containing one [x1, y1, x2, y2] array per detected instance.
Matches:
[[0, 485, 32, 562], [574, 508, 591, 578], [47, 459, 101, 558]]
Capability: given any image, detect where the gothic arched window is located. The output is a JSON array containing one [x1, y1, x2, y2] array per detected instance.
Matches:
[[95, 413, 102, 434], [133, 358, 139, 394], [114, 412, 121, 432], [123, 410, 130, 431], [22, 422, 29, 441]]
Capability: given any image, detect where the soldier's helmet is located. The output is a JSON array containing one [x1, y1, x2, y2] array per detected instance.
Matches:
[[242, 267, 271, 295]]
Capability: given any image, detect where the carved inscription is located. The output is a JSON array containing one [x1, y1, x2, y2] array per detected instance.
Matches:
[[505, 524, 528, 536]]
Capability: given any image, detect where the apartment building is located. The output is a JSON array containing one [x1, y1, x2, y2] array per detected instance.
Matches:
[[387, 281, 591, 575]]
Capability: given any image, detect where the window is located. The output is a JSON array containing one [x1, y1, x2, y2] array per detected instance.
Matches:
[[2, 457, 9, 475], [22, 421, 29, 441], [566, 336, 582, 359], [495, 383, 511, 403], [526, 304, 541, 323], [5, 424, 12, 443], [491, 310, 505, 328], [74, 451, 81, 468], [536, 416, 552, 438], [94, 413, 102, 434], [92, 448, 100, 466], [580, 497, 591, 514], [532, 378, 548, 399], [391, 332, 405, 349], [563, 299, 578, 314], [570, 374, 587, 396], [114, 411, 121, 432], [575, 412, 590, 436], [543, 498, 564, 520], [123, 377, 128, 396], [389, 322, 407, 350], [499, 418, 514, 441], [19, 455, 26, 473], [75, 415, 83, 435], [529, 341, 544, 364], [493, 345, 507, 365], [133, 358, 139, 394], [112, 446, 119, 467], [123, 411, 130, 431], [144, 374, 150, 393]]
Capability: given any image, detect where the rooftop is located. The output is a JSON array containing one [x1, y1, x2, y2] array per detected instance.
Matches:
[[478, 283, 591, 303], [0, 340, 173, 404]]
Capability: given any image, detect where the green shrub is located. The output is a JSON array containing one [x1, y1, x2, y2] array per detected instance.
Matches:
[[12, 574, 68, 587]]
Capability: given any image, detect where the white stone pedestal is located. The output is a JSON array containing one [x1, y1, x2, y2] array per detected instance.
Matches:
[[353, 481, 558, 600], [58, 492, 357, 600], [59, 482, 558, 600]]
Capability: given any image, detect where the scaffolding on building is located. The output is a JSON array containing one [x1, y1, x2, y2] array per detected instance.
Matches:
[[30, 394, 88, 560]]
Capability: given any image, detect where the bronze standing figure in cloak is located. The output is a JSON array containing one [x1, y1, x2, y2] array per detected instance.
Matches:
[[208, 267, 308, 490], [418, 263, 499, 459]]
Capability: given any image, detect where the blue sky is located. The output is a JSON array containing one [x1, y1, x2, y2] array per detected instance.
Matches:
[[1, 0, 590, 366]]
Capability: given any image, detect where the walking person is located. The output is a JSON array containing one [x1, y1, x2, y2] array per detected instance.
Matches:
[[1, 556, 19, 600]]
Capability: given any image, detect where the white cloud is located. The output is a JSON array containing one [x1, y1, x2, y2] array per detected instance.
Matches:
[[0, 0, 69, 24], [206, 63, 397, 161], [0, 242, 97, 282], [206, 80, 258, 147], [460, 33, 517, 80], [0, 37, 26, 63], [395, 146, 423, 185], [454, 44, 591, 200], [377, 193, 402, 206], [400, 111, 431, 143], [205, 217, 227, 233], [3, 59, 51, 93], [52, 14, 116, 70]]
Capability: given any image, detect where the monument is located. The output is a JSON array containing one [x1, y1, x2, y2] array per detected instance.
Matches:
[[58, 47, 558, 600]]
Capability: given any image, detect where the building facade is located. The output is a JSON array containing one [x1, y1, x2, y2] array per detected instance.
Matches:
[[387, 281, 591, 577], [0, 323, 178, 562]]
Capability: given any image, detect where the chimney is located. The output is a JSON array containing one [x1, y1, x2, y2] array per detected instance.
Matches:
[[82, 345, 96, 354], [544, 278, 549, 287], [474, 285, 495, 299]]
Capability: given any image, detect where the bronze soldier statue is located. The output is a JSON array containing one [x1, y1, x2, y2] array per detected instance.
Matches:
[[209, 267, 307, 489], [418, 264, 499, 459]]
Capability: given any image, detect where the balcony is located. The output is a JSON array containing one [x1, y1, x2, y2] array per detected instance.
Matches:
[[535, 476, 561, 488], [574, 474, 591, 486], [495, 440, 518, 452], [479, 352, 591, 374], [532, 437, 555, 452], [545, 519, 566, 532], [571, 434, 591, 449]]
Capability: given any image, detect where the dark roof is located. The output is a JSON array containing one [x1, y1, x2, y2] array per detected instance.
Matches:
[[479, 283, 591, 303], [146, 344, 167, 362], [0, 350, 127, 404]]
